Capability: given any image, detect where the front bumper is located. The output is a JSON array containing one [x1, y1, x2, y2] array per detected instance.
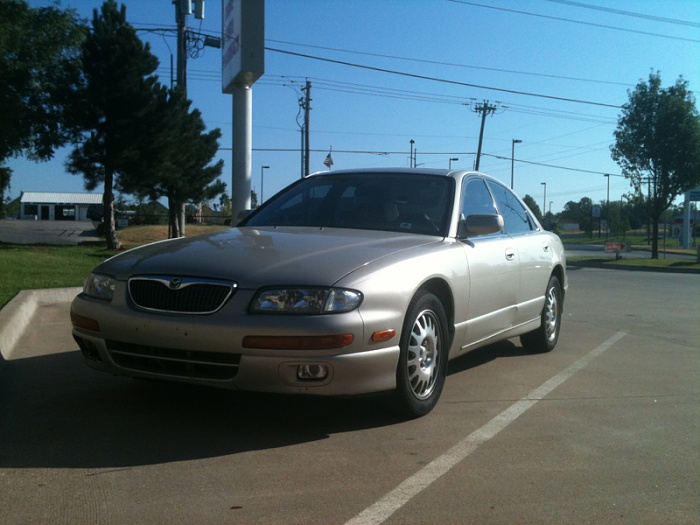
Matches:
[[71, 291, 401, 396]]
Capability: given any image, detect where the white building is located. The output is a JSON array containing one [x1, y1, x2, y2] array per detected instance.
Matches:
[[19, 192, 102, 221]]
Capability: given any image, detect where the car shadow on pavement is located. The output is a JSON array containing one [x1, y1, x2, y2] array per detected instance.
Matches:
[[0, 350, 407, 470], [447, 339, 534, 377]]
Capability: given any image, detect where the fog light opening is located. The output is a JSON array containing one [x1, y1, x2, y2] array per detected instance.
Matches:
[[297, 364, 329, 381], [73, 335, 102, 362]]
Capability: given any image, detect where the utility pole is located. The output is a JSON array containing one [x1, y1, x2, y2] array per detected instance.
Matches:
[[471, 100, 498, 171], [175, 1, 187, 95], [301, 80, 312, 177]]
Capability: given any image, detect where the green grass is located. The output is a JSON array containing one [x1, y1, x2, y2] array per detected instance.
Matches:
[[0, 224, 229, 309], [558, 232, 697, 256], [0, 244, 115, 308], [567, 255, 700, 270]]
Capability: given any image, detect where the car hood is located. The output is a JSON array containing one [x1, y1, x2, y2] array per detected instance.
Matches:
[[97, 226, 441, 288]]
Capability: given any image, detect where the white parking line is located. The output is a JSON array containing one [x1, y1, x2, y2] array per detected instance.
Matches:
[[345, 331, 628, 525]]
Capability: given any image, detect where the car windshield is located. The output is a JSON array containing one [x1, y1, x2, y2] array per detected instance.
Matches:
[[243, 172, 454, 235]]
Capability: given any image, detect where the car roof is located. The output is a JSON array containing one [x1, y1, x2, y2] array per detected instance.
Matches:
[[305, 168, 507, 186]]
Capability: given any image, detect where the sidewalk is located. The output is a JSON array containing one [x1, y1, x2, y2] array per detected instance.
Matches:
[[0, 288, 81, 365]]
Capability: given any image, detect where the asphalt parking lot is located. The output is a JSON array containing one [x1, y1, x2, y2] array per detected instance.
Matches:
[[0, 267, 697, 524], [0, 219, 101, 245]]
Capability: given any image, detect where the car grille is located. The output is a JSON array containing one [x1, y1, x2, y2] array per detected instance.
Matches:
[[106, 340, 240, 380], [128, 276, 237, 314]]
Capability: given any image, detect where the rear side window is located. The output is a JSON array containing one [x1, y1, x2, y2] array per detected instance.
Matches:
[[486, 181, 534, 235]]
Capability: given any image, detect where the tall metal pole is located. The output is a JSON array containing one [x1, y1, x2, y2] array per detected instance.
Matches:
[[260, 165, 269, 204], [232, 84, 253, 218], [175, 2, 187, 95], [605, 174, 610, 241], [173, 1, 188, 237], [541, 182, 547, 219], [510, 139, 522, 189], [302, 80, 311, 176]]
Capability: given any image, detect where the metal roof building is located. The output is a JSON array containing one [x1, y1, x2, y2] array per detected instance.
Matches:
[[19, 192, 102, 221]]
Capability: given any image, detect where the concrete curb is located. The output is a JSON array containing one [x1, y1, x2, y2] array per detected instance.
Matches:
[[0, 287, 81, 361], [567, 259, 700, 274]]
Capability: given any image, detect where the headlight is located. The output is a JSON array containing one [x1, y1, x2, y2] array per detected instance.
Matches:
[[251, 287, 362, 314], [83, 273, 116, 301]]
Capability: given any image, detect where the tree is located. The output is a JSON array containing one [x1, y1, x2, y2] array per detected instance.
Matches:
[[0, 1, 86, 217], [66, 0, 160, 250], [522, 194, 542, 221], [561, 197, 594, 235], [602, 200, 630, 238], [119, 88, 225, 238], [611, 72, 700, 258]]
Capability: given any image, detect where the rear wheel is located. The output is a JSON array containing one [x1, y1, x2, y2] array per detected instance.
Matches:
[[393, 291, 449, 418], [521, 275, 562, 353]]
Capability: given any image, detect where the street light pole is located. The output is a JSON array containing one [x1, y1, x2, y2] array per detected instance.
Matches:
[[511, 139, 522, 189], [260, 165, 270, 205], [541, 182, 547, 219], [449, 157, 458, 169], [605, 174, 610, 241], [409, 140, 415, 168]]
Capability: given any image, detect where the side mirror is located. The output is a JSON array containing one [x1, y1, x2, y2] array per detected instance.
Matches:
[[458, 213, 504, 238]]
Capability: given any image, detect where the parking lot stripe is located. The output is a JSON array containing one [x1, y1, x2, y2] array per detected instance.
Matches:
[[345, 331, 628, 525]]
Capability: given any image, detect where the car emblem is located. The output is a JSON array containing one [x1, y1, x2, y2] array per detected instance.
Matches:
[[169, 277, 182, 290]]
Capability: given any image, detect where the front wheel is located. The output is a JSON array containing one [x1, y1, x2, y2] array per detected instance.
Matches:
[[392, 291, 449, 418], [520, 275, 562, 353]]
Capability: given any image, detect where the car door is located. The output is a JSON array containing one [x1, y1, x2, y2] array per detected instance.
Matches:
[[457, 177, 520, 349], [486, 180, 552, 325]]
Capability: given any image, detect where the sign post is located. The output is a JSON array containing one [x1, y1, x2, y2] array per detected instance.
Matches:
[[682, 187, 700, 249], [222, 0, 264, 224]]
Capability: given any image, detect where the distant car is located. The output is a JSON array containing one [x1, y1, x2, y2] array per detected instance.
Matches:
[[71, 169, 567, 417]]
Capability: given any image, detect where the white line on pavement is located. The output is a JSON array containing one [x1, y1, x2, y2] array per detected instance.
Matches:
[[345, 331, 628, 525]]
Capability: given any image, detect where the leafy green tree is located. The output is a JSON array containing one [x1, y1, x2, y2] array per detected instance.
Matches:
[[522, 194, 542, 221], [0, 1, 86, 217], [562, 197, 594, 236], [603, 200, 630, 237], [66, 0, 159, 250], [120, 88, 225, 238], [611, 72, 700, 258]]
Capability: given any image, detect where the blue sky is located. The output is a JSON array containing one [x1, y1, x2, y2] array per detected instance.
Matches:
[[9, 0, 700, 214]]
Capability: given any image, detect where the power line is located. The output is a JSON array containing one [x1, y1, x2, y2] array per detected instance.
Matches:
[[265, 47, 622, 109], [234, 147, 624, 178], [481, 153, 624, 177], [266, 39, 632, 88], [447, 0, 700, 44], [543, 0, 700, 28], [184, 70, 616, 125]]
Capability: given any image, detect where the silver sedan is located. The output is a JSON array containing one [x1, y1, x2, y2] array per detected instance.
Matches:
[[71, 169, 567, 417]]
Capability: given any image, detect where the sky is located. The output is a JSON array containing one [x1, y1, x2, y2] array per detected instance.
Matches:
[[8, 0, 700, 214]]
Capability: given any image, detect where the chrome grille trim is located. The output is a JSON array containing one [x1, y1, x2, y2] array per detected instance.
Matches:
[[128, 275, 237, 314], [106, 340, 240, 381]]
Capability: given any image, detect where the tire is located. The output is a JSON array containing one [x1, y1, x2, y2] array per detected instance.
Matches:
[[520, 275, 562, 353], [392, 291, 449, 418]]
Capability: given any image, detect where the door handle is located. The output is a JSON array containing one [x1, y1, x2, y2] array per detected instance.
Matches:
[[505, 248, 516, 261]]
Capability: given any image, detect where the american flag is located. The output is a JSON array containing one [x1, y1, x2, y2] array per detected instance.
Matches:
[[323, 152, 333, 168]]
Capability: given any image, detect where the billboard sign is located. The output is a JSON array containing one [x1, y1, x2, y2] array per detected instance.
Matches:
[[222, 0, 264, 93]]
